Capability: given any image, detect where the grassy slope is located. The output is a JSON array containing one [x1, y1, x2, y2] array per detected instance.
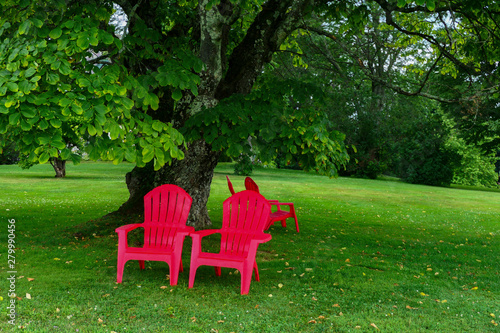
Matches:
[[0, 162, 498, 332]]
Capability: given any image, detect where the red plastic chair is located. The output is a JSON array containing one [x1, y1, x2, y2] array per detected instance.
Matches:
[[245, 177, 299, 232], [226, 175, 236, 195], [115, 184, 194, 285], [188, 190, 272, 294]]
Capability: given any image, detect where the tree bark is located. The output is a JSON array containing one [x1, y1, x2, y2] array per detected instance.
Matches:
[[51, 158, 66, 178]]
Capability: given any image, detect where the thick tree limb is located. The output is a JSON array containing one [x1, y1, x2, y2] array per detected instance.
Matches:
[[215, 0, 315, 99]]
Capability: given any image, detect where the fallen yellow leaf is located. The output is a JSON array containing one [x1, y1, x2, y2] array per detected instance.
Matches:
[[27, 278, 35, 281], [26, 293, 31, 300], [471, 286, 478, 290], [370, 323, 380, 330]]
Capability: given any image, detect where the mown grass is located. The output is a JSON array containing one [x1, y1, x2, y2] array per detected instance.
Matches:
[[0, 162, 499, 332]]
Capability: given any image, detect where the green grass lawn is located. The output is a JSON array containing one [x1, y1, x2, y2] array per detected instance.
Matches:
[[0, 162, 499, 332]]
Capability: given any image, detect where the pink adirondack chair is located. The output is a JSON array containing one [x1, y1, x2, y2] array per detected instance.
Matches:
[[245, 176, 299, 232], [115, 184, 194, 285], [226, 175, 236, 195], [188, 190, 272, 294]]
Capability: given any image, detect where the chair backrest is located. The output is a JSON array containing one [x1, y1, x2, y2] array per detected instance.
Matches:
[[244, 177, 260, 193], [226, 176, 236, 195], [220, 190, 271, 255], [143, 184, 192, 248]]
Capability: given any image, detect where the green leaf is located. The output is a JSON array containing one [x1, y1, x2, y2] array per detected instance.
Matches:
[[142, 145, 155, 163], [39, 119, 49, 130], [100, 31, 114, 45], [77, 78, 91, 88], [50, 119, 62, 128], [49, 27, 63, 39], [172, 89, 182, 101], [71, 104, 83, 115], [60, 148, 71, 160], [77, 36, 89, 49], [152, 121, 164, 132], [122, 97, 134, 109], [18, 20, 31, 35], [426, 0, 436, 10], [39, 152, 50, 164], [59, 64, 71, 75], [37, 135, 51, 144], [9, 113, 21, 125], [31, 18, 43, 28], [155, 147, 165, 166], [397, 0, 406, 7], [21, 106, 36, 118], [8, 48, 19, 62], [109, 123, 120, 140], [47, 73, 60, 85], [6, 82, 18, 92], [52, 140, 66, 150], [87, 124, 97, 136], [125, 149, 136, 163], [24, 67, 36, 78], [20, 119, 32, 131]]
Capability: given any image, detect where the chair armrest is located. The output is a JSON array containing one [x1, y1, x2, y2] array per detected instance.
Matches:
[[190, 229, 220, 241], [272, 202, 294, 207], [115, 223, 143, 234], [251, 233, 272, 244], [175, 226, 195, 236]]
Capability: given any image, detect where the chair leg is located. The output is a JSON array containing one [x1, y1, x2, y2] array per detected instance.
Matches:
[[188, 264, 197, 289], [240, 262, 254, 295], [215, 266, 222, 276], [294, 215, 299, 232], [139, 260, 145, 270], [253, 261, 260, 282], [117, 256, 126, 283], [169, 260, 179, 286], [280, 219, 287, 228]]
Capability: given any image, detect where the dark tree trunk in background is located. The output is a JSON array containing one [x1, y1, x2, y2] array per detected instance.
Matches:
[[51, 158, 66, 178]]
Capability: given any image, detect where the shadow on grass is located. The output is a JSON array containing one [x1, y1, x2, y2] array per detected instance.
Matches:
[[66, 210, 142, 239]]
